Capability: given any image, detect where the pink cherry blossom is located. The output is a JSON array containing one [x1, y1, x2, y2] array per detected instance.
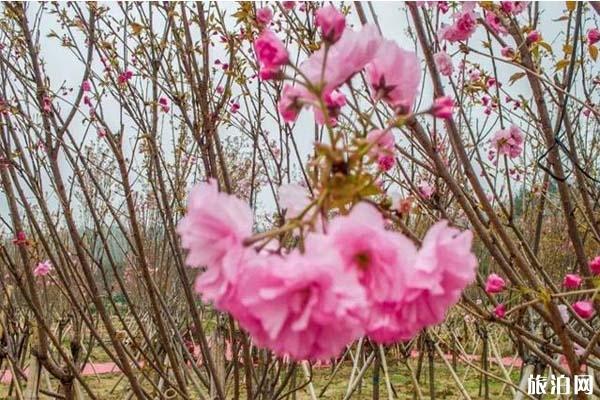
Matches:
[[434, 51, 453, 76], [256, 7, 273, 25], [500, 1, 528, 15], [158, 96, 170, 113], [12, 231, 28, 246], [431, 96, 455, 119], [588, 28, 600, 45], [438, 2, 479, 43], [389, 221, 477, 341], [485, 273, 506, 294], [366, 40, 420, 113], [230, 102, 240, 113], [501, 46, 515, 58], [491, 125, 524, 159], [34, 260, 53, 277], [82, 80, 91, 92], [526, 30, 541, 44], [300, 24, 382, 93], [278, 84, 309, 123], [563, 273, 582, 289], [118, 70, 133, 86], [572, 300, 594, 319], [493, 303, 506, 318], [177, 179, 253, 269], [282, 1, 296, 11], [417, 181, 435, 199], [313, 89, 346, 126], [315, 6, 346, 43], [233, 246, 367, 360], [589, 255, 600, 275], [377, 155, 395, 172], [254, 29, 289, 80], [485, 11, 507, 35]]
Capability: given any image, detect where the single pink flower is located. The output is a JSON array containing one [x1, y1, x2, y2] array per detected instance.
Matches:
[[33, 260, 53, 277], [177, 179, 253, 269], [377, 155, 395, 172], [321, 203, 417, 343], [216, 85, 224, 94], [278, 84, 309, 123], [12, 231, 29, 246], [431, 96, 455, 119], [233, 245, 367, 360], [97, 128, 107, 138], [417, 181, 435, 199], [563, 273, 582, 289], [500, 1, 528, 15], [313, 89, 346, 126], [230, 102, 240, 113], [366, 40, 420, 113], [315, 6, 346, 43], [491, 125, 524, 158], [493, 303, 506, 318], [300, 24, 382, 93], [572, 300, 594, 320], [82, 80, 92, 92], [485, 273, 506, 294], [434, 51, 453, 77], [254, 29, 288, 80], [485, 11, 507, 36], [282, 1, 296, 11], [589, 256, 600, 275], [438, 2, 479, 43], [588, 28, 600, 45], [159, 96, 170, 113], [118, 70, 133, 86], [389, 221, 478, 341], [256, 7, 273, 25], [501, 46, 515, 58], [526, 30, 541, 44]]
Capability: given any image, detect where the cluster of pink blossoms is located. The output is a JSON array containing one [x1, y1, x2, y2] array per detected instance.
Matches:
[[178, 181, 478, 360], [254, 6, 420, 125], [490, 125, 524, 160]]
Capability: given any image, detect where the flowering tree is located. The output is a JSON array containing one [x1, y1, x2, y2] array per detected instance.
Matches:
[[1, 2, 600, 399]]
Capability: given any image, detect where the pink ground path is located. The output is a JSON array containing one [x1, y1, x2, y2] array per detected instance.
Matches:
[[0, 351, 524, 384]]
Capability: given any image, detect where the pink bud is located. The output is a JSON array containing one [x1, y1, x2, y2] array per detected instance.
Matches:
[[315, 6, 346, 43], [563, 273, 582, 289], [82, 80, 92, 92], [493, 304, 506, 318], [572, 300, 594, 319], [526, 30, 541, 44], [588, 28, 600, 45], [485, 273, 505, 294], [589, 256, 600, 275]]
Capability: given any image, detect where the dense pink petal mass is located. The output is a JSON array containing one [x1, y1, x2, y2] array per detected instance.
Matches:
[[485, 273, 506, 294], [254, 29, 289, 80], [233, 247, 367, 360], [177, 180, 253, 268], [366, 40, 420, 112], [438, 2, 478, 43]]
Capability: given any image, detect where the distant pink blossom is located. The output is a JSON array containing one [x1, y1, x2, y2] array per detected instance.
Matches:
[[491, 125, 524, 159], [177, 180, 253, 269], [573, 300, 594, 319], [12, 231, 28, 246], [366, 129, 395, 158], [158, 96, 170, 113], [417, 181, 435, 199], [485, 11, 507, 35], [118, 70, 133, 86], [485, 273, 506, 294], [431, 96, 455, 119], [313, 89, 346, 126], [254, 29, 288, 80], [42, 96, 52, 113], [469, 69, 481, 81], [588, 28, 600, 45], [256, 7, 273, 25], [82, 80, 91, 92], [315, 6, 346, 43], [377, 155, 395, 171], [493, 304, 506, 318], [233, 246, 367, 360], [278, 84, 308, 123], [438, 2, 478, 43], [230, 102, 240, 113], [563, 273, 582, 289], [526, 30, 541, 44], [366, 40, 420, 113], [434, 51, 453, 76], [282, 1, 296, 11], [501, 46, 515, 58], [34, 260, 53, 277], [589, 256, 600, 275], [97, 128, 107, 138], [500, 1, 528, 15]]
